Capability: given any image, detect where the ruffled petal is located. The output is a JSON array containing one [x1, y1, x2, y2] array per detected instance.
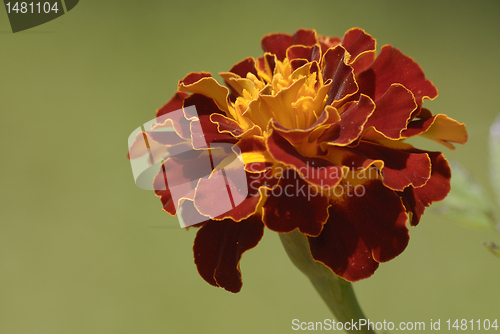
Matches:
[[228, 57, 259, 78], [399, 151, 451, 225], [193, 216, 265, 293], [194, 157, 272, 222], [152, 164, 178, 215], [308, 180, 409, 282], [335, 141, 432, 191], [190, 115, 239, 149], [155, 92, 188, 120], [321, 46, 358, 105], [178, 73, 230, 114], [341, 28, 376, 74], [269, 105, 332, 156], [256, 53, 276, 83], [267, 130, 346, 188], [286, 44, 322, 63], [318, 94, 375, 146], [177, 200, 210, 228], [238, 135, 275, 172], [261, 29, 317, 61], [153, 149, 221, 214], [127, 130, 167, 161], [355, 45, 438, 107], [153, 94, 192, 140], [317, 35, 342, 55], [403, 114, 468, 149], [363, 84, 417, 139], [183, 93, 225, 117], [262, 169, 330, 236]]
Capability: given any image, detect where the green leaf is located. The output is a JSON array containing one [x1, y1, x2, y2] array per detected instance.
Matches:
[[435, 161, 497, 230], [490, 115, 500, 208], [483, 242, 500, 258]]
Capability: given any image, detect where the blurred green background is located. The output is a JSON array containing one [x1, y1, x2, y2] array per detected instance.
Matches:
[[1, 1, 499, 333]]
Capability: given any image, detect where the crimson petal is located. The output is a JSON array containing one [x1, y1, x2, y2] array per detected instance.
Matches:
[[286, 44, 322, 63], [341, 28, 376, 74], [341, 142, 431, 191], [224, 58, 260, 102], [318, 35, 342, 55], [356, 46, 438, 107], [319, 94, 374, 145], [180, 72, 212, 86], [262, 29, 317, 61], [308, 180, 409, 282], [183, 93, 225, 118], [155, 92, 188, 120], [262, 169, 330, 236], [363, 84, 417, 139], [399, 151, 451, 226], [153, 145, 235, 214], [229, 57, 259, 79], [267, 131, 344, 188], [193, 216, 265, 293], [194, 161, 273, 222], [322, 46, 358, 105], [190, 115, 239, 149]]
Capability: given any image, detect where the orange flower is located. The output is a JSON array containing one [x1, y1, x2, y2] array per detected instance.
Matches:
[[129, 28, 467, 292]]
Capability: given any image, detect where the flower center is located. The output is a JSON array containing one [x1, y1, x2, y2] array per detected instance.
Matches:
[[229, 58, 329, 133]]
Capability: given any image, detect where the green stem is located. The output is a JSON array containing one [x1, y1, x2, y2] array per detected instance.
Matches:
[[279, 230, 375, 334]]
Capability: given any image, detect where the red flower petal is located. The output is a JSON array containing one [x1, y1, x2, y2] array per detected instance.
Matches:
[[210, 114, 244, 137], [193, 216, 265, 293], [339, 141, 432, 191], [308, 180, 409, 282], [269, 107, 331, 149], [153, 162, 198, 216], [341, 28, 376, 74], [322, 46, 358, 105], [356, 45, 438, 107], [319, 94, 375, 146], [363, 84, 417, 139], [180, 72, 212, 86], [399, 151, 451, 226], [402, 114, 468, 149], [262, 169, 330, 236], [153, 165, 178, 215], [261, 29, 317, 61], [267, 131, 345, 188], [178, 74, 230, 114], [144, 128, 187, 147], [194, 158, 271, 222], [286, 44, 322, 63], [153, 93, 192, 141], [190, 115, 239, 149], [177, 200, 209, 228], [318, 35, 342, 55], [256, 53, 277, 82], [183, 93, 225, 117], [229, 57, 259, 79], [222, 57, 260, 102], [237, 135, 274, 172], [127, 130, 162, 161], [153, 149, 230, 214], [155, 92, 188, 120]]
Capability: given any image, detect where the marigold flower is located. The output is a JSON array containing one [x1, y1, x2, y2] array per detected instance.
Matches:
[[129, 28, 467, 293]]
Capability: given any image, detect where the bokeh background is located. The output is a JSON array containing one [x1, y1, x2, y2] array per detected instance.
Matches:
[[1, 1, 499, 333]]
